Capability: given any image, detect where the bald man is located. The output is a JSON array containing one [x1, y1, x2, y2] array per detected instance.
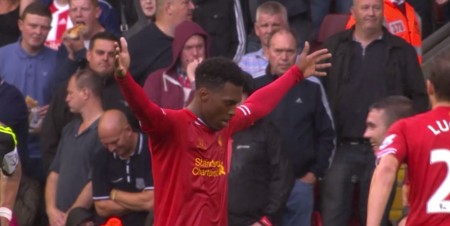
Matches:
[[92, 110, 154, 226]]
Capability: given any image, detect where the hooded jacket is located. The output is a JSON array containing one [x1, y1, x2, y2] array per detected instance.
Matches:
[[143, 21, 210, 110]]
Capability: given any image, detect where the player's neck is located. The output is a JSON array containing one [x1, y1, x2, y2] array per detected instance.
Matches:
[[433, 101, 450, 109], [186, 102, 213, 129], [187, 102, 200, 119]]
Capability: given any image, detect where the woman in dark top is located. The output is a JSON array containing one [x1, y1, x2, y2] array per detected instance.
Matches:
[[0, 0, 20, 47]]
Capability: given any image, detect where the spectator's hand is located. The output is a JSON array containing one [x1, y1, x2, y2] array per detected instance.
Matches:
[[39, 104, 49, 118], [0, 217, 9, 226], [62, 35, 85, 61], [28, 104, 48, 134], [299, 172, 317, 184], [296, 41, 331, 78], [187, 58, 203, 83], [436, 0, 449, 5], [48, 208, 66, 226], [251, 222, 263, 226], [398, 215, 407, 226], [114, 37, 130, 78]]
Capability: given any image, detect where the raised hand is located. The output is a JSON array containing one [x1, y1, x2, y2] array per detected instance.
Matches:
[[114, 37, 130, 78], [436, 0, 448, 6], [186, 58, 203, 83], [47, 208, 66, 226], [61, 36, 84, 61], [296, 41, 332, 78]]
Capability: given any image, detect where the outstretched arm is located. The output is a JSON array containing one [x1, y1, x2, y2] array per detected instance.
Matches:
[[367, 155, 399, 226], [232, 42, 332, 131], [114, 38, 172, 135], [0, 162, 21, 226]]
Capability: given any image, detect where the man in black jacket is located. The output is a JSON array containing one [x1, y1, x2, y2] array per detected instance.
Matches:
[[41, 32, 139, 174], [228, 74, 294, 226], [253, 29, 335, 226], [192, 0, 245, 62], [319, 0, 428, 225], [127, 0, 195, 85]]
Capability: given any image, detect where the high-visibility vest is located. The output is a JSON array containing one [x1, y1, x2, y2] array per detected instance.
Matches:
[[0, 123, 17, 148], [346, 0, 422, 63]]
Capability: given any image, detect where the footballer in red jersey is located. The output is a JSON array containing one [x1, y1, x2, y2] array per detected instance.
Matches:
[[113, 37, 332, 226], [367, 50, 450, 226]]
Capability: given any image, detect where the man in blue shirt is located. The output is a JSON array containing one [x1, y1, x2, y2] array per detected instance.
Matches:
[[238, 1, 288, 78], [0, 2, 56, 181]]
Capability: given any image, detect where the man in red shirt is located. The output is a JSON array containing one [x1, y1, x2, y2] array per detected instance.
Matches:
[[367, 50, 450, 226], [114, 37, 331, 226]]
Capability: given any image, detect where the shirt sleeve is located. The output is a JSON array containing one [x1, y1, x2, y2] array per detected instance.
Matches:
[[377, 120, 408, 164], [116, 72, 174, 138], [230, 66, 304, 133], [92, 149, 112, 201]]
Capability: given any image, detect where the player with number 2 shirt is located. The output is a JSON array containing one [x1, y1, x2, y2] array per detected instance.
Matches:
[[366, 51, 450, 226]]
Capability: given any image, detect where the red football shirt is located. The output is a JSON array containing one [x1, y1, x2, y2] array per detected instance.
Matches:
[[117, 66, 304, 226], [378, 106, 450, 226]]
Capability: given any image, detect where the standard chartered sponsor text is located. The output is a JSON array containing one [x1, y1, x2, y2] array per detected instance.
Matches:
[[192, 158, 226, 176]]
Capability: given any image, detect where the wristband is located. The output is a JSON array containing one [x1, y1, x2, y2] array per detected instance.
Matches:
[[0, 207, 12, 221], [110, 190, 117, 201]]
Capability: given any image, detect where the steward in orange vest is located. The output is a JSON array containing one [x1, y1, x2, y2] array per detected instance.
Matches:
[[346, 0, 422, 63]]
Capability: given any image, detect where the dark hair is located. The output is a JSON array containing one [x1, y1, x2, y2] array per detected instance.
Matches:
[[266, 28, 298, 48], [195, 57, 246, 90], [369, 95, 415, 127], [72, 69, 103, 99], [89, 32, 120, 50], [242, 72, 254, 96], [21, 2, 52, 20], [429, 49, 450, 102]]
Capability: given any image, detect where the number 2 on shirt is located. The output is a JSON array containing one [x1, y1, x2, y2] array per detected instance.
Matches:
[[427, 149, 450, 213]]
